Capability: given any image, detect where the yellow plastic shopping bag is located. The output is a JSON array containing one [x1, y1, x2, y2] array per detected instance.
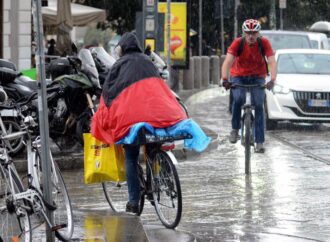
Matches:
[[83, 133, 126, 184]]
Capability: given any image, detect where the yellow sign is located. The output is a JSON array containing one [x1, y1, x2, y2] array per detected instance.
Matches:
[[145, 39, 155, 52], [158, 3, 187, 66]]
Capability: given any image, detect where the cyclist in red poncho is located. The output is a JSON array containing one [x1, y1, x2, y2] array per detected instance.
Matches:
[[91, 32, 187, 214]]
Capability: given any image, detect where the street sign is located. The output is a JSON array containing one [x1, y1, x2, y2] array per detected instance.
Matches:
[[145, 18, 155, 31], [142, 0, 158, 49], [279, 0, 286, 9]]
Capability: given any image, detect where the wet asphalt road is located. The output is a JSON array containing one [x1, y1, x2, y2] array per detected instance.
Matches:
[[34, 87, 330, 241]]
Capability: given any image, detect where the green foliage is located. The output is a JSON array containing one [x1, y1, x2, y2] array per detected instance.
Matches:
[[80, 0, 330, 54], [84, 0, 142, 34]]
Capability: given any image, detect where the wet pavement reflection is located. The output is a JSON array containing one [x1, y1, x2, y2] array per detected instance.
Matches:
[[175, 87, 330, 241]]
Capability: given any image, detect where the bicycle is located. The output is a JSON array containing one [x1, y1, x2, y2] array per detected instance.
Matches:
[[102, 128, 191, 229], [231, 83, 265, 175], [0, 93, 73, 241]]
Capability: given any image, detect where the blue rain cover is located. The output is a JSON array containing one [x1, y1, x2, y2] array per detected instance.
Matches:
[[116, 119, 211, 152]]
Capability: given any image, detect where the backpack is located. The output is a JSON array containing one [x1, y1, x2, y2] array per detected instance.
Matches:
[[237, 36, 269, 75]]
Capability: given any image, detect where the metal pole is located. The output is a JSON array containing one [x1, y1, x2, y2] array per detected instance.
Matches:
[[199, 0, 202, 56], [270, 0, 276, 30], [166, 0, 171, 83], [32, 0, 54, 241], [280, 8, 283, 30], [220, 0, 224, 55]]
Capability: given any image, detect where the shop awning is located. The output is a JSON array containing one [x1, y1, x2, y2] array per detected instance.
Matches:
[[42, 1, 106, 26]]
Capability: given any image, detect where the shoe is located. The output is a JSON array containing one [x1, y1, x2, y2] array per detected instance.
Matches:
[[126, 202, 140, 215], [229, 129, 239, 143], [255, 143, 265, 153]]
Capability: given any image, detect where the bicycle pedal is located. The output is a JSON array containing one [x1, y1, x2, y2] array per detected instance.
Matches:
[[51, 223, 67, 232]]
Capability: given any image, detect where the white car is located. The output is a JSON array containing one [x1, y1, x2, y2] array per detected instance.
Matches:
[[307, 32, 329, 50], [265, 49, 330, 129]]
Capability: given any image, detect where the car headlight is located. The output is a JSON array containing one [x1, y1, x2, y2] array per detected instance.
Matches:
[[272, 84, 291, 94]]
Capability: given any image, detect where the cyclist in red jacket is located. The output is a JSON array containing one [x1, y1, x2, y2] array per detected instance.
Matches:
[[221, 19, 277, 153]]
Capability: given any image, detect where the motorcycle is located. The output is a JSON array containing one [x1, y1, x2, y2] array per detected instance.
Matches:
[[0, 62, 37, 155], [0, 49, 101, 154], [42, 48, 101, 149], [89, 46, 116, 86]]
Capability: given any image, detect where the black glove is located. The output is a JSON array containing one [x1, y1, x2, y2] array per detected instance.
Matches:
[[144, 45, 151, 56], [266, 80, 275, 90], [222, 79, 231, 90]]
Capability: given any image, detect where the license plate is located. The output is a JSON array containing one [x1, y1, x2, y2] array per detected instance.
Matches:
[[308, 99, 330, 107]]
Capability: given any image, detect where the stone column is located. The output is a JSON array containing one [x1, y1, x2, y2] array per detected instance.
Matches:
[[183, 57, 194, 90], [193, 56, 202, 89], [210, 55, 220, 85], [201, 56, 210, 87]]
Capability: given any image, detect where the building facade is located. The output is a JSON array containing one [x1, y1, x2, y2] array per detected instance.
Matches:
[[3, 0, 32, 70]]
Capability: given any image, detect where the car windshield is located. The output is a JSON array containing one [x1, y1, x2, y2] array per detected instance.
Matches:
[[277, 53, 330, 74], [262, 34, 311, 51]]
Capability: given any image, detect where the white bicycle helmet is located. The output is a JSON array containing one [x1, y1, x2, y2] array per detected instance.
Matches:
[[242, 19, 261, 32]]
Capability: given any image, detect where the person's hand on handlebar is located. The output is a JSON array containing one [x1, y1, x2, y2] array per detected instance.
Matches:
[[221, 78, 231, 90], [266, 80, 275, 90]]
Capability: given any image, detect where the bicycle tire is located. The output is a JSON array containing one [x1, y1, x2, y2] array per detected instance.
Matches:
[[150, 150, 182, 229], [0, 165, 32, 242], [34, 152, 74, 241], [102, 164, 145, 215], [243, 112, 252, 175]]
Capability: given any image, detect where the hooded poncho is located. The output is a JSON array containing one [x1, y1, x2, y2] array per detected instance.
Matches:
[[91, 32, 187, 144]]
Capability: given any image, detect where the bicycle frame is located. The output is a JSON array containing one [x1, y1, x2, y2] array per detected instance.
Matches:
[[0, 103, 73, 240], [0, 114, 52, 223], [0, 108, 58, 231]]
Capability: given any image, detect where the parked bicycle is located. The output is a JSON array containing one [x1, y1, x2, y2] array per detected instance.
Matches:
[[0, 92, 73, 241], [231, 83, 265, 175], [102, 128, 191, 229]]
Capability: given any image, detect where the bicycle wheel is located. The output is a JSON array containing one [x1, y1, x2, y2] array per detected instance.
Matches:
[[34, 153, 74, 241], [149, 150, 182, 229], [102, 164, 145, 215], [243, 112, 252, 175], [102, 180, 129, 212], [52, 161, 74, 241], [0, 166, 32, 241]]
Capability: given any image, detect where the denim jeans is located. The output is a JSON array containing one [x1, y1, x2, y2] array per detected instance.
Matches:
[[123, 144, 140, 205], [231, 76, 265, 143]]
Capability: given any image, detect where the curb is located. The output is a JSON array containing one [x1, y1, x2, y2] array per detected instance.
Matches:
[[144, 225, 203, 242]]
